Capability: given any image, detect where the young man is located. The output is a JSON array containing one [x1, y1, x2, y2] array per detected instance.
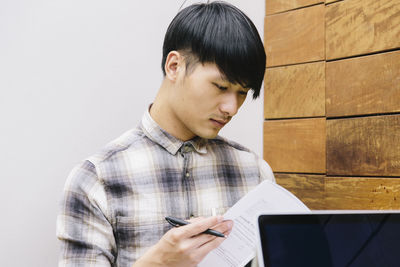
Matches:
[[57, 2, 274, 266]]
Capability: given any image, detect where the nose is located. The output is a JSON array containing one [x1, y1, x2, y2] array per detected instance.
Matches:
[[219, 92, 239, 117]]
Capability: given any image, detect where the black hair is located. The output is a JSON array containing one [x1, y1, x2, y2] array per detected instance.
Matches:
[[161, 1, 266, 99]]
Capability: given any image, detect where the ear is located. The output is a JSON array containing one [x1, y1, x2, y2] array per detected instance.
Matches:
[[164, 51, 184, 82]]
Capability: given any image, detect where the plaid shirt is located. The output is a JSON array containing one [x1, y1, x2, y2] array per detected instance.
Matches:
[[57, 109, 275, 267]]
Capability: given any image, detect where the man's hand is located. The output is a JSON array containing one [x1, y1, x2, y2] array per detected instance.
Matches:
[[133, 216, 233, 267]]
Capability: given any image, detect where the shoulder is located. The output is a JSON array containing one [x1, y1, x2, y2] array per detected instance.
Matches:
[[208, 136, 275, 183], [207, 135, 259, 164], [63, 127, 146, 205], [209, 135, 252, 152], [66, 126, 149, 186], [87, 126, 147, 165]]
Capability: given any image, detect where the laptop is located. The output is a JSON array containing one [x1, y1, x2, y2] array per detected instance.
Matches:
[[256, 211, 400, 267]]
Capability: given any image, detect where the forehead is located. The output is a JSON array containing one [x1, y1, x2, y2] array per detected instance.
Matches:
[[189, 63, 228, 81]]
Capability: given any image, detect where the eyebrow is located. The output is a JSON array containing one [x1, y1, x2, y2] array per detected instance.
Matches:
[[219, 75, 250, 90], [214, 72, 250, 90]]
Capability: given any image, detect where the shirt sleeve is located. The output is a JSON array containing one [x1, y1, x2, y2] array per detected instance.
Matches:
[[57, 160, 116, 267], [257, 157, 276, 183]]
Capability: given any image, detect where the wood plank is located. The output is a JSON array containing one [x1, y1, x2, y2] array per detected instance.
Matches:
[[264, 4, 325, 67], [325, 177, 400, 209], [326, 0, 400, 60], [265, 61, 325, 119], [265, 0, 323, 15], [263, 118, 326, 173], [326, 51, 400, 117], [325, 0, 341, 4], [327, 115, 400, 176], [275, 173, 325, 209]]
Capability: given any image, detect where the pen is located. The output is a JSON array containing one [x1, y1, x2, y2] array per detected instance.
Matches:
[[165, 216, 226, 238]]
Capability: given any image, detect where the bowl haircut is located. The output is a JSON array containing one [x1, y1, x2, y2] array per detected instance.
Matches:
[[161, 1, 266, 99]]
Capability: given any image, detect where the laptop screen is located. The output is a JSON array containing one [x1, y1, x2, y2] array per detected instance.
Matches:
[[258, 212, 400, 267]]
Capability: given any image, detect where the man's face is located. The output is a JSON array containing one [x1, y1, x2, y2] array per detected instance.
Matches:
[[168, 62, 249, 140]]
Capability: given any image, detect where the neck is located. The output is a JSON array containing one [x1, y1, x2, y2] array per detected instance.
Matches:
[[150, 80, 195, 141]]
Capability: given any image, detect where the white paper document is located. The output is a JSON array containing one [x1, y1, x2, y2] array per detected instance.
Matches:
[[198, 180, 310, 267]]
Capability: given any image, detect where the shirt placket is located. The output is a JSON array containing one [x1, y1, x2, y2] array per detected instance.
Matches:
[[181, 143, 197, 219]]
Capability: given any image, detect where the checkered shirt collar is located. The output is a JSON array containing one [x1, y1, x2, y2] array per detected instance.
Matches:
[[140, 107, 207, 155]]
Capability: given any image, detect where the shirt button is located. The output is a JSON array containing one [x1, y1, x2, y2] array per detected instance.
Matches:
[[182, 144, 192, 153]]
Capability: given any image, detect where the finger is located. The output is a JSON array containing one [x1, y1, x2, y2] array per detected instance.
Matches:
[[209, 219, 234, 234], [177, 216, 224, 239], [187, 216, 205, 223], [191, 220, 234, 248]]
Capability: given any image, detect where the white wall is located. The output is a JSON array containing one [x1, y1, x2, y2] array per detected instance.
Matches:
[[0, 1, 264, 266]]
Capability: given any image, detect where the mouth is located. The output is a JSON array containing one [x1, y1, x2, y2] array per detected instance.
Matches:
[[210, 118, 228, 128]]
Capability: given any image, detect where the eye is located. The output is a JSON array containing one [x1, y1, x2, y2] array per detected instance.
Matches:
[[212, 82, 228, 91], [239, 90, 248, 96]]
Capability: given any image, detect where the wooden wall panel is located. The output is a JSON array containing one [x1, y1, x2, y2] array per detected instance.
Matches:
[[325, 0, 341, 4], [275, 173, 325, 209], [265, 0, 323, 15], [327, 115, 400, 176], [264, 4, 325, 67], [326, 0, 400, 60], [264, 118, 326, 173], [277, 175, 400, 210], [264, 0, 400, 210], [325, 177, 400, 209], [326, 51, 400, 117], [265, 61, 325, 119]]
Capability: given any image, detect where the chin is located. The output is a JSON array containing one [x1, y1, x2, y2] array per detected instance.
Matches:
[[197, 130, 219, 139]]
